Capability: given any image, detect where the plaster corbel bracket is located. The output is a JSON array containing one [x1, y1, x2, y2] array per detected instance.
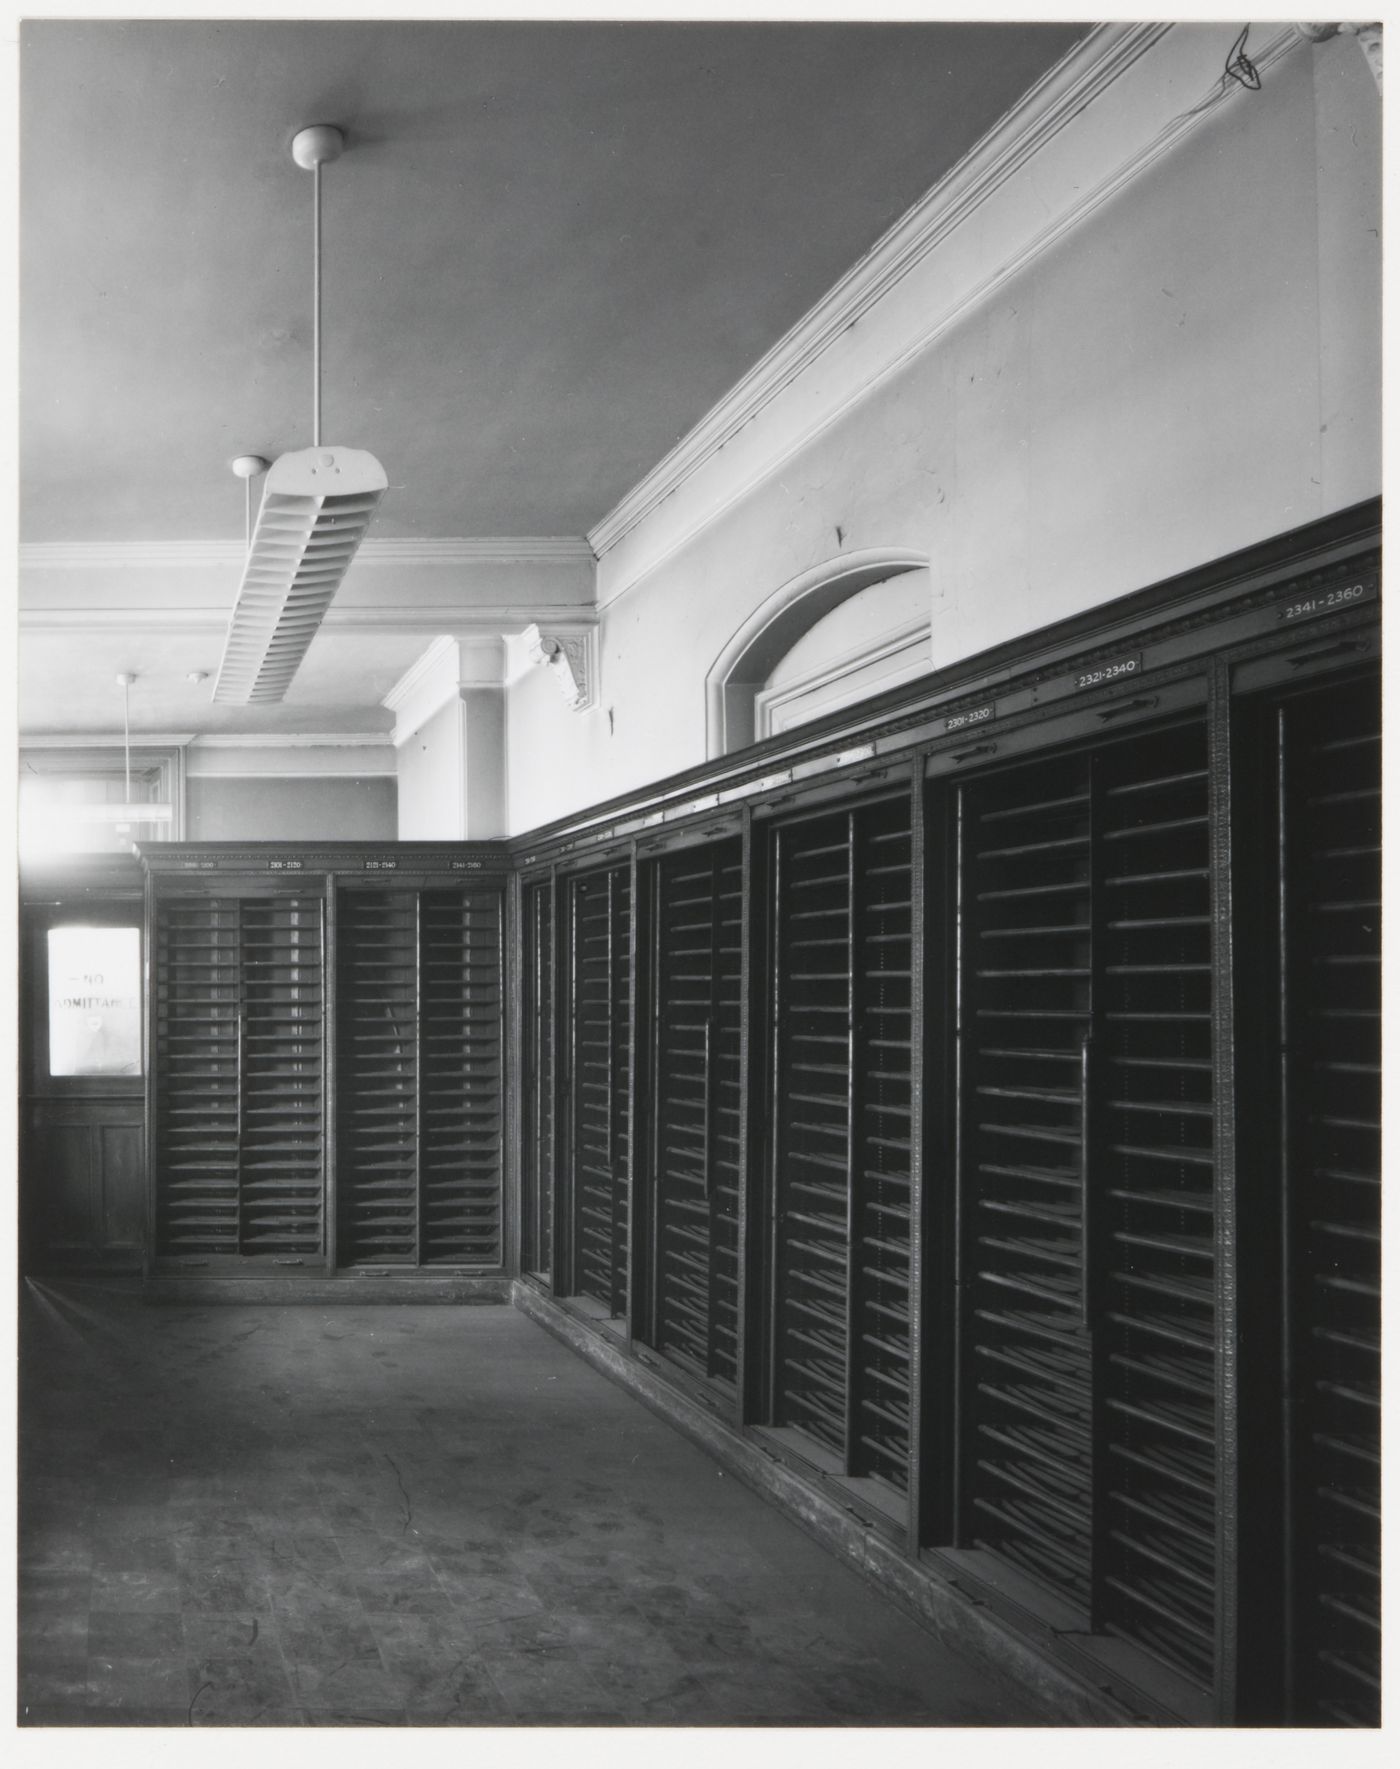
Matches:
[[522, 623, 598, 712]]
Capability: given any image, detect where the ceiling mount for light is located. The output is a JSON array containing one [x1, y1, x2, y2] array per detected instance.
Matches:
[[214, 123, 387, 706]]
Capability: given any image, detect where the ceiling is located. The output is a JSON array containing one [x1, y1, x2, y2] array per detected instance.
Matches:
[[18, 17, 1090, 737]]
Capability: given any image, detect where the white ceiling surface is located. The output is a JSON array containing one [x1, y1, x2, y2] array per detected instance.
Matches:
[[19, 18, 1090, 741], [18, 631, 436, 740]]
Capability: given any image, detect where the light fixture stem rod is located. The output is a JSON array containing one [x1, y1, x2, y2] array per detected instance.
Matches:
[[123, 678, 131, 802], [313, 159, 322, 448], [245, 476, 252, 551]]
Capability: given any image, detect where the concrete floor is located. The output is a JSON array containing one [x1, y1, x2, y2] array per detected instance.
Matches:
[[18, 1281, 1053, 1727]]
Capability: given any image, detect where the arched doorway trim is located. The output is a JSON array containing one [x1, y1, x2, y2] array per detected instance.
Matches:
[[704, 547, 930, 757]]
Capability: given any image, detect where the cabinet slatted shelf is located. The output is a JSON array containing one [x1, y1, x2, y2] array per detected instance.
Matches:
[[959, 754, 1095, 1609], [1280, 678, 1381, 1727], [956, 724, 1218, 1690], [771, 796, 914, 1492], [336, 886, 503, 1268], [567, 863, 631, 1316], [644, 838, 744, 1393], [154, 893, 324, 1261]]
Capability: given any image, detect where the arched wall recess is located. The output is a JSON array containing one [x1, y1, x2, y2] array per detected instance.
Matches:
[[705, 548, 930, 757]]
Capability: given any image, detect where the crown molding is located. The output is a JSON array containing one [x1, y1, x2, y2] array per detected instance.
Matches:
[[382, 636, 508, 747], [20, 605, 600, 635], [18, 537, 596, 571], [189, 732, 394, 749], [20, 733, 198, 749], [381, 637, 460, 718], [587, 22, 1302, 587], [586, 24, 1166, 561]]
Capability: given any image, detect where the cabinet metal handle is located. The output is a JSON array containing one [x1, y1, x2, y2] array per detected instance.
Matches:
[[1287, 638, 1370, 668], [1096, 696, 1159, 723]]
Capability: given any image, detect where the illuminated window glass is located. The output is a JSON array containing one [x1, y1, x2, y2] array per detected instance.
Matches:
[[48, 926, 142, 1077]]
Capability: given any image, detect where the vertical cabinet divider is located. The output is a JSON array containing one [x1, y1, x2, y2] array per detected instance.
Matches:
[[843, 811, 860, 1472], [736, 810, 759, 1430], [906, 777, 928, 1548], [624, 847, 640, 1345], [1207, 660, 1241, 1719], [324, 878, 337, 1273]]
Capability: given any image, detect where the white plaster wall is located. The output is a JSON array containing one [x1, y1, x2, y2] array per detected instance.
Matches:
[[460, 689, 507, 840], [187, 776, 397, 842], [506, 33, 1379, 834], [396, 696, 464, 839]]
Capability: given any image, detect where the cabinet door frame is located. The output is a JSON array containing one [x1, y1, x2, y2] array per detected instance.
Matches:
[[752, 771, 919, 1535], [559, 853, 635, 1322], [1225, 658, 1382, 1725], [634, 829, 747, 1410], [146, 876, 329, 1273], [333, 875, 507, 1273], [925, 686, 1223, 1721]]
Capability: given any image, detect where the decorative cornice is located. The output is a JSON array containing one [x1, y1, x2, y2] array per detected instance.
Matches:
[[18, 537, 596, 571], [20, 733, 197, 749], [586, 24, 1168, 561], [20, 605, 600, 635], [382, 635, 509, 747], [190, 732, 394, 749], [587, 22, 1303, 592], [381, 637, 460, 718], [361, 538, 595, 565]]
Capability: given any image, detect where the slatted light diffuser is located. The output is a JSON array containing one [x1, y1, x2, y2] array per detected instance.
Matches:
[[214, 123, 387, 705], [213, 445, 386, 703]]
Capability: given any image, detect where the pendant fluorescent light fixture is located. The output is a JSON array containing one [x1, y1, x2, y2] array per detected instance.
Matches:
[[214, 124, 387, 704], [64, 674, 174, 827]]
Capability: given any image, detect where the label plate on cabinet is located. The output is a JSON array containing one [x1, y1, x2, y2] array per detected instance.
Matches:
[[1066, 654, 1142, 693], [1275, 576, 1377, 623], [943, 702, 996, 734]]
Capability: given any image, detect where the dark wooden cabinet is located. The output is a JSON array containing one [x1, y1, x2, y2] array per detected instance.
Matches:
[[1275, 680, 1381, 1727], [335, 884, 503, 1268], [946, 717, 1218, 1698], [20, 507, 1378, 1725], [520, 877, 557, 1281], [141, 844, 508, 1277], [561, 859, 632, 1318], [765, 794, 915, 1507], [518, 503, 1381, 1725], [153, 888, 325, 1265], [1230, 671, 1382, 1726], [638, 835, 745, 1398]]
